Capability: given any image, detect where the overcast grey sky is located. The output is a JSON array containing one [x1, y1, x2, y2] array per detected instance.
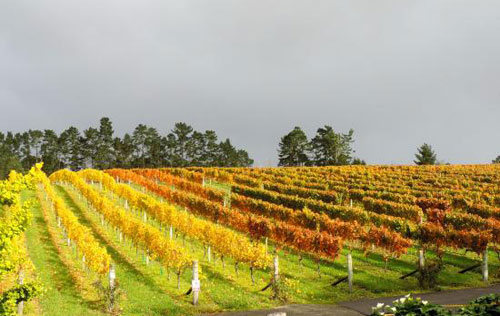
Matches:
[[1, 1, 499, 166]]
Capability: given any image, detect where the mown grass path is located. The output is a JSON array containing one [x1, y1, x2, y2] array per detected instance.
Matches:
[[24, 190, 105, 316]]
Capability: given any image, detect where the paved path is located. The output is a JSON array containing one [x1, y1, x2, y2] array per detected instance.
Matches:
[[205, 283, 499, 316], [204, 304, 362, 316], [339, 283, 500, 315]]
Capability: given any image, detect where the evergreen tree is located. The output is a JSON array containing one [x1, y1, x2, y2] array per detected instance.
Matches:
[[0, 132, 23, 179], [131, 124, 149, 167], [278, 126, 310, 166], [59, 126, 84, 170], [143, 127, 164, 167], [351, 157, 366, 165], [218, 139, 253, 167], [113, 134, 134, 168], [492, 156, 500, 164], [414, 143, 437, 165], [41, 129, 62, 174], [95, 117, 115, 169], [309, 126, 354, 166], [82, 127, 99, 168], [189, 131, 206, 166], [168, 122, 194, 167], [201, 130, 220, 166]]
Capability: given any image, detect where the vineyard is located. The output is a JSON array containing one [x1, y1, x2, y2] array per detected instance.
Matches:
[[1, 163, 500, 315]]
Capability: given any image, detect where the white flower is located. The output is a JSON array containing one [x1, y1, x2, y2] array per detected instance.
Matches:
[[377, 303, 385, 308], [422, 300, 428, 305], [387, 307, 396, 313], [405, 294, 411, 298]]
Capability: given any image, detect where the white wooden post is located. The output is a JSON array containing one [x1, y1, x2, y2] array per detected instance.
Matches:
[[482, 249, 488, 282], [169, 225, 173, 240], [143, 212, 147, 223], [207, 246, 211, 262], [67, 237, 71, 247], [347, 252, 353, 293], [109, 264, 116, 290], [82, 255, 86, 270], [101, 214, 104, 225], [124, 200, 129, 209], [57, 216, 61, 227], [192, 260, 200, 305], [350, 199, 353, 207], [265, 237, 268, 253], [418, 249, 425, 270], [273, 255, 279, 282], [17, 270, 24, 315]]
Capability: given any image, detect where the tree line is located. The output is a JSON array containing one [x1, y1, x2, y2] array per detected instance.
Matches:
[[277, 126, 365, 167], [0, 118, 253, 178]]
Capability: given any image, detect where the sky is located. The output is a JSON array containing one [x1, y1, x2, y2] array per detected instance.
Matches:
[[1, 1, 499, 166]]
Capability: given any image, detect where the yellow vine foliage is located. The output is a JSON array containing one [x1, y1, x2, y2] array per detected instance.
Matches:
[[50, 169, 192, 273], [34, 164, 111, 275]]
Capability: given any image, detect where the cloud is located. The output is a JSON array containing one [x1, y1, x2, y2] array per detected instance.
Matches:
[[1, 0, 499, 165]]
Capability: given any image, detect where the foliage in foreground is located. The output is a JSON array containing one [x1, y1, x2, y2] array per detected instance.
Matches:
[[371, 294, 500, 316]]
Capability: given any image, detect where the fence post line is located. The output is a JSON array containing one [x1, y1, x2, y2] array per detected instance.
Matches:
[[347, 252, 353, 293], [207, 246, 211, 262], [192, 260, 200, 305], [482, 248, 488, 282], [169, 225, 173, 240]]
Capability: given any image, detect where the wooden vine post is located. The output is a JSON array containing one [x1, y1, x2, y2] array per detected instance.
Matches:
[[482, 248, 488, 282], [347, 252, 353, 293], [207, 246, 211, 262], [109, 264, 116, 290], [108, 264, 116, 311], [17, 270, 24, 315], [192, 260, 200, 305], [273, 255, 279, 282], [418, 249, 425, 270]]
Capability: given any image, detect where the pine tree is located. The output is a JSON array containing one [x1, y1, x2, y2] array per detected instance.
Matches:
[[414, 143, 437, 165], [278, 127, 310, 166], [95, 117, 115, 169], [59, 126, 84, 170], [309, 126, 354, 166]]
